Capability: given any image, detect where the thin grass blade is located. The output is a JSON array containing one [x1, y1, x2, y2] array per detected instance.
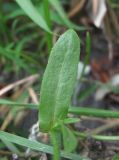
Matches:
[[15, 0, 51, 33], [0, 131, 90, 160]]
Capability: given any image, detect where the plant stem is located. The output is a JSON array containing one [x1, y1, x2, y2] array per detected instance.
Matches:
[[2, 102, 119, 118], [50, 130, 61, 160], [43, 0, 52, 52], [69, 106, 119, 118], [80, 32, 91, 81], [74, 131, 119, 141]]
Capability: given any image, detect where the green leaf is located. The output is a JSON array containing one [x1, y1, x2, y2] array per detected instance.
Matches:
[[63, 118, 80, 124], [39, 29, 80, 132], [15, 0, 51, 33], [2, 139, 20, 154], [49, 0, 85, 30], [0, 99, 36, 109], [2, 100, 119, 119], [0, 46, 29, 71], [0, 131, 90, 160], [61, 125, 77, 153], [69, 107, 119, 118]]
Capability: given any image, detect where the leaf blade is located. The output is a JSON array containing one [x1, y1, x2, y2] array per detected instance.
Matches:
[[15, 0, 51, 33], [49, 0, 85, 30], [0, 131, 89, 160], [61, 125, 77, 153], [39, 29, 80, 132]]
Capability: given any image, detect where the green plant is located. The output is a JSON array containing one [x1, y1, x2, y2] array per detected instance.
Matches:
[[0, 30, 90, 160], [39, 29, 80, 159], [1, 29, 119, 160], [39, 29, 80, 132], [0, 0, 85, 74], [1, 1, 119, 159]]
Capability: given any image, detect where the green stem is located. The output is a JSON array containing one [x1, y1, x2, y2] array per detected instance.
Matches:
[[50, 130, 61, 160], [69, 106, 119, 118], [74, 131, 119, 141], [80, 32, 91, 80], [43, 0, 52, 52], [2, 101, 119, 118]]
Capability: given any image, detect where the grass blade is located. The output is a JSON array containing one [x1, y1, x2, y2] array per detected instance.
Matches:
[[15, 0, 51, 33], [0, 131, 90, 160], [75, 131, 119, 141], [1, 100, 119, 118], [49, 0, 85, 30], [43, 0, 52, 52], [69, 107, 119, 118]]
